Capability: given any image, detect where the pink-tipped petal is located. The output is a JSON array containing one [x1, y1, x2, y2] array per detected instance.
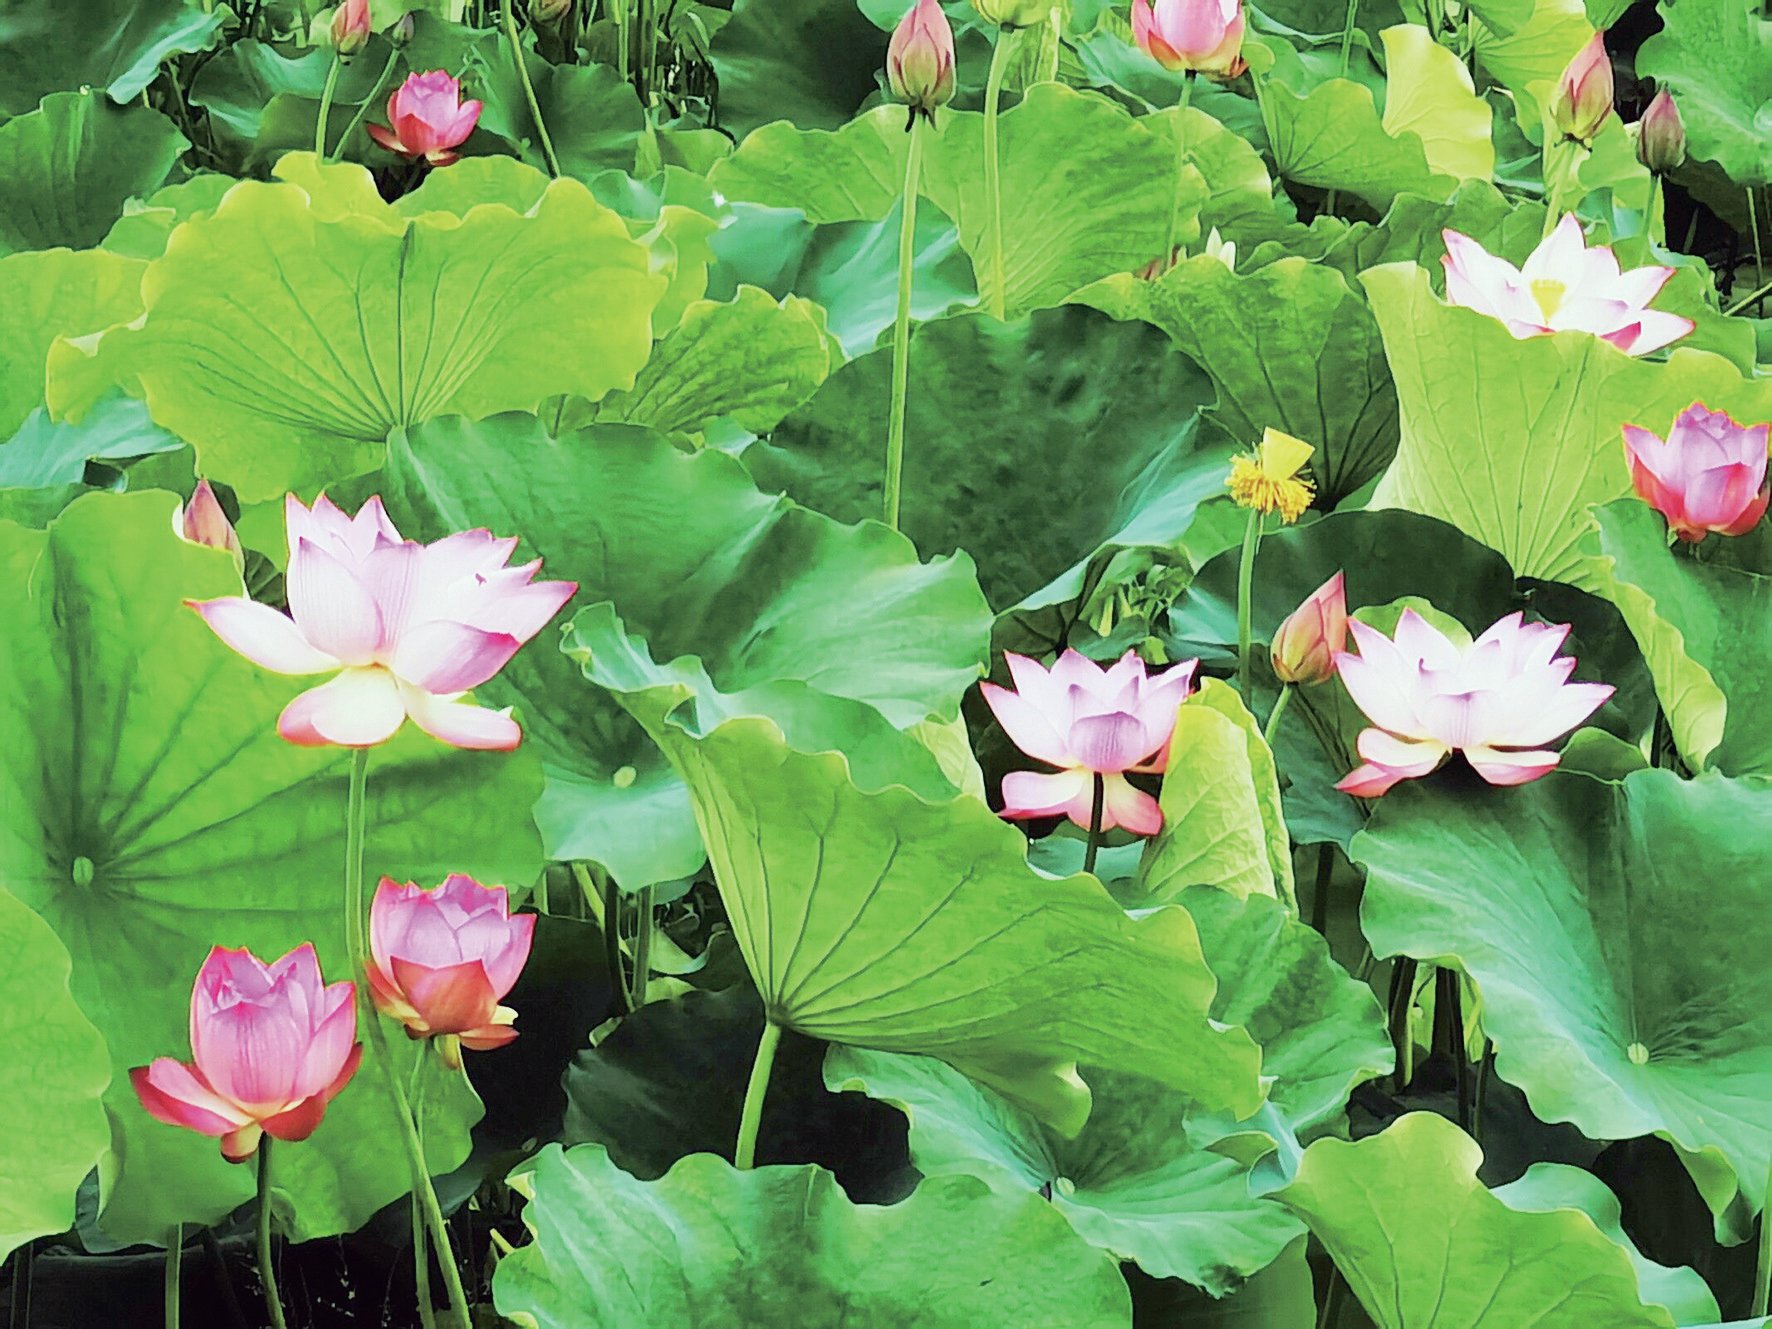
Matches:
[[390, 956, 500, 1036], [390, 620, 523, 694], [1100, 773, 1162, 836], [286, 539, 383, 665], [1464, 745, 1561, 786], [1000, 768, 1092, 823], [188, 598, 341, 675], [399, 687, 522, 751], [981, 681, 1072, 767], [1335, 760, 1411, 798], [261, 1095, 328, 1143], [130, 1061, 248, 1137]]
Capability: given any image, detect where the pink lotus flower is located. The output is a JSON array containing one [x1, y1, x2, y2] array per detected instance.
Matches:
[[1334, 610, 1613, 797], [1624, 403, 1771, 542], [1548, 31, 1612, 143], [131, 944, 361, 1163], [1271, 571, 1347, 687], [982, 650, 1198, 835], [887, 0, 956, 116], [364, 875, 535, 1067], [173, 480, 243, 569], [367, 71, 482, 167], [1131, 0, 1247, 77], [331, 0, 370, 55], [1441, 215, 1693, 357], [1634, 90, 1685, 173], [188, 494, 576, 751]]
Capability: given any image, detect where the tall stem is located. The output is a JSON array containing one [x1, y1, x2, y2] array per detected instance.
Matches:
[[1748, 188, 1766, 313], [981, 29, 1013, 319], [410, 1058, 437, 1329], [1754, 1151, 1772, 1316], [331, 47, 401, 162], [883, 115, 925, 532], [1235, 507, 1263, 702], [629, 884, 655, 1008], [1161, 74, 1195, 269], [165, 1224, 183, 1329], [1309, 841, 1333, 935], [256, 1142, 289, 1329], [1335, 0, 1359, 76], [315, 55, 341, 158], [504, 1, 562, 177], [1263, 684, 1292, 749], [597, 868, 631, 1016], [1082, 773, 1106, 877], [1387, 958, 1417, 1093], [345, 747, 370, 981], [734, 1020, 783, 1169]]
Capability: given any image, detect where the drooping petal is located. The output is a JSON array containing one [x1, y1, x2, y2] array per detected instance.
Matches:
[[1355, 727, 1448, 777], [278, 668, 406, 747], [1463, 745, 1562, 786], [260, 1096, 328, 1143], [1000, 768, 1092, 824], [1099, 773, 1162, 835], [130, 1060, 248, 1136], [188, 598, 341, 675], [399, 686, 523, 751], [1335, 759, 1411, 797], [221, 1123, 265, 1163], [459, 1022, 521, 1052]]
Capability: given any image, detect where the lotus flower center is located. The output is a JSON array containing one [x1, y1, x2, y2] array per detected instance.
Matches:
[[1528, 278, 1566, 322]]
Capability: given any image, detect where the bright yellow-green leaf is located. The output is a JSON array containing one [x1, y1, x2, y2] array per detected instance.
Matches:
[[1379, 24, 1496, 183]]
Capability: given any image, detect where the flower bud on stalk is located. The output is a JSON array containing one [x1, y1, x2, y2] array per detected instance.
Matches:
[[1272, 571, 1348, 686], [1131, 0, 1247, 77], [1635, 90, 1686, 174], [173, 480, 244, 572], [1549, 31, 1613, 143], [331, 0, 370, 55], [889, 0, 957, 123]]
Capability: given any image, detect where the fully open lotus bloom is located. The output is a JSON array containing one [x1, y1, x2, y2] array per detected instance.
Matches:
[[1441, 215, 1693, 357], [982, 650, 1198, 835], [888, 0, 956, 116], [1131, 0, 1247, 76], [1548, 30, 1613, 142], [365, 875, 535, 1067], [367, 70, 482, 166], [189, 494, 576, 751], [130, 944, 362, 1163], [1624, 403, 1771, 542], [1334, 610, 1614, 797], [1271, 571, 1347, 686]]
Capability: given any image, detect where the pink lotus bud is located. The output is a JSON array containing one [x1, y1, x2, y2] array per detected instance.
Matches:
[[1271, 571, 1347, 686], [173, 480, 244, 571], [366, 70, 484, 167], [1549, 31, 1613, 142], [888, 0, 956, 117], [187, 494, 576, 751], [1334, 610, 1613, 797], [130, 944, 361, 1163], [1131, 0, 1247, 77], [1635, 90, 1685, 174], [330, 0, 370, 55], [389, 12, 414, 44], [980, 649, 1198, 836], [1624, 403, 1770, 543], [364, 875, 536, 1069]]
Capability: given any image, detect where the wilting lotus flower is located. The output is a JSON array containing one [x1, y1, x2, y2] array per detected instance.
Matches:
[[365, 875, 535, 1068], [367, 70, 482, 166], [1334, 610, 1613, 797], [1131, 0, 1247, 76], [1271, 571, 1347, 686], [131, 945, 361, 1163], [1625, 403, 1771, 542], [888, 0, 956, 117], [1227, 428, 1315, 523], [982, 650, 1198, 835], [189, 494, 575, 751], [330, 0, 370, 54], [1549, 31, 1613, 143], [1441, 215, 1693, 357], [1634, 90, 1685, 174], [173, 481, 243, 571]]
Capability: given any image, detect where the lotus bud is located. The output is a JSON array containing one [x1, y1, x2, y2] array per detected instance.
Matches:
[[1549, 31, 1613, 143], [1131, 0, 1247, 77], [888, 0, 957, 119], [1272, 571, 1347, 686], [1201, 226, 1236, 270], [330, 0, 370, 55], [971, 0, 1057, 26], [389, 12, 415, 45], [173, 481, 244, 572], [1635, 90, 1685, 174]]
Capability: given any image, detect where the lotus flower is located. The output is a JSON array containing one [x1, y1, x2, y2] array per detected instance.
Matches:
[[982, 650, 1197, 835], [364, 874, 535, 1067], [331, 0, 370, 54], [1624, 403, 1771, 542], [1271, 571, 1347, 686], [1131, 0, 1247, 77], [888, 0, 956, 116], [173, 481, 243, 570], [1635, 90, 1685, 173], [188, 494, 575, 751], [1441, 215, 1693, 357], [367, 70, 482, 166], [1334, 610, 1613, 797], [1227, 428, 1315, 522], [1548, 31, 1613, 143], [131, 945, 361, 1163]]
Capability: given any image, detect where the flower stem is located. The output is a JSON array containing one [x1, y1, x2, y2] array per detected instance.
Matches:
[[734, 1019, 783, 1169], [1725, 275, 1772, 317], [884, 114, 925, 532], [504, 0, 561, 177], [1749, 188, 1765, 303], [1755, 1152, 1772, 1316], [1310, 840, 1333, 935], [1162, 73, 1195, 269], [629, 883, 655, 1008], [345, 747, 370, 981], [315, 55, 341, 158], [410, 1058, 437, 1329], [165, 1224, 182, 1329], [1082, 773, 1106, 877], [331, 47, 401, 162], [1335, 0, 1359, 76], [256, 1142, 289, 1329], [982, 28, 1013, 319], [1263, 684, 1292, 749], [1387, 957, 1417, 1093], [1235, 507, 1263, 703]]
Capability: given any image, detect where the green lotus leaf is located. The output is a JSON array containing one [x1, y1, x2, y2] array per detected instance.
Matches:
[[100, 175, 235, 260], [0, 885, 111, 1262], [1131, 1235, 1317, 1327], [0, 246, 144, 439], [708, 0, 890, 137], [1280, 1112, 1693, 1328], [0, 391, 178, 488], [1637, 0, 1772, 188], [0, 92, 185, 255], [1471, 0, 1593, 131], [384, 413, 990, 884], [50, 160, 664, 500], [492, 1143, 1132, 1327], [0, 0, 224, 115], [711, 110, 907, 224], [1362, 261, 1772, 585], [1353, 770, 1772, 1237], [187, 37, 392, 164], [0, 490, 545, 1243], [1377, 25, 1496, 183], [1071, 253, 1396, 505], [1152, 105, 1297, 254]]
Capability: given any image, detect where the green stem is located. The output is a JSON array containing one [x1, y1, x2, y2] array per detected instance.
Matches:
[[596, 868, 631, 1016], [1263, 684, 1292, 749], [629, 884, 655, 1008], [883, 114, 925, 532], [1749, 188, 1765, 307], [1335, 0, 1358, 76], [1161, 73, 1195, 270], [1317, 1267, 1347, 1329], [410, 1058, 437, 1329], [982, 29, 1012, 320], [165, 1225, 182, 1329], [1472, 1039, 1492, 1145], [1082, 773, 1105, 877], [1387, 958, 1417, 1093], [734, 1020, 783, 1169], [1235, 507, 1263, 703], [256, 1142, 288, 1329], [345, 747, 370, 985], [1725, 276, 1772, 317], [504, 1, 562, 177], [332, 47, 401, 162], [1755, 1152, 1772, 1316], [1309, 841, 1333, 936], [315, 55, 341, 158]]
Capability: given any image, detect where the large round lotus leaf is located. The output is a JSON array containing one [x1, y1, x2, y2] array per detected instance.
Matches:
[[1353, 770, 1772, 1237], [48, 161, 664, 500], [1362, 262, 1772, 586], [100, 175, 236, 260], [1130, 1234, 1317, 1327], [0, 92, 185, 255], [1637, 0, 1771, 188], [0, 247, 144, 438], [493, 1144, 1131, 1327], [825, 1046, 1301, 1292], [0, 0, 223, 115], [0, 490, 545, 1243], [384, 413, 990, 884], [708, 0, 890, 138], [0, 886, 110, 1261], [1070, 254, 1396, 506], [1280, 1113, 1691, 1328], [749, 305, 1224, 615]]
